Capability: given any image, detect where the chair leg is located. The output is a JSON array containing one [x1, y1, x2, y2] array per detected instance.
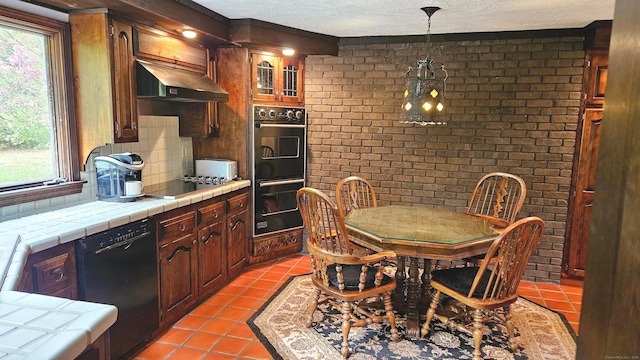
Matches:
[[306, 288, 321, 328], [340, 301, 353, 359], [504, 304, 518, 352], [472, 308, 484, 360], [420, 290, 441, 338], [383, 291, 400, 342]]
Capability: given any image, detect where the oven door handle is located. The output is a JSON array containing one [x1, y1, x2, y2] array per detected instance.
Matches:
[[259, 178, 305, 188], [255, 123, 306, 129]]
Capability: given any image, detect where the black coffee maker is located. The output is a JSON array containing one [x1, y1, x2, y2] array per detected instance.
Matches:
[[95, 152, 145, 202]]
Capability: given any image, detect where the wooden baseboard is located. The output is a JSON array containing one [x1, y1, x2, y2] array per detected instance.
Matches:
[[560, 275, 584, 288]]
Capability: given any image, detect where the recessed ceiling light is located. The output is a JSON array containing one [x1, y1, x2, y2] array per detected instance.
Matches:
[[182, 30, 197, 39], [282, 48, 295, 56]]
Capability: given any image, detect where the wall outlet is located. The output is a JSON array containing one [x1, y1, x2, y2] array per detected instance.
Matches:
[[182, 146, 188, 157]]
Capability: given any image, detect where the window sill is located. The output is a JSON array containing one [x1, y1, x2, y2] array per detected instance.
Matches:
[[0, 181, 85, 208]]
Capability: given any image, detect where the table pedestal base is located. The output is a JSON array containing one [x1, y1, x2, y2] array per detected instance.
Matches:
[[394, 256, 432, 339]]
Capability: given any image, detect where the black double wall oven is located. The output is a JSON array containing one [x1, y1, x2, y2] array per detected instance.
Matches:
[[252, 105, 306, 237]]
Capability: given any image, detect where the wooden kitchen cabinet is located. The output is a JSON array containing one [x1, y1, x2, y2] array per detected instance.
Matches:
[[563, 22, 610, 283], [18, 242, 78, 299], [132, 25, 222, 138], [132, 26, 207, 72], [197, 201, 226, 295], [158, 211, 198, 325], [177, 49, 221, 138], [205, 51, 221, 137], [156, 189, 249, 327], [226, 192, 249, 277], [69, 13, 138, 166], [251, 51, 304, 105]]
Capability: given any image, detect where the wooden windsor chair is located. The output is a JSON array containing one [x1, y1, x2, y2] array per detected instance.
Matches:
[[297, 187, 400, 358]]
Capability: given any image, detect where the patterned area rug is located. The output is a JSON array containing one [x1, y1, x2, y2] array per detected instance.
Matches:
[[248, 275, 577, 360]]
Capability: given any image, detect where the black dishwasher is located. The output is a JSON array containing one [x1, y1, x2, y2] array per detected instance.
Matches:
[[76, 217, 159, 359]]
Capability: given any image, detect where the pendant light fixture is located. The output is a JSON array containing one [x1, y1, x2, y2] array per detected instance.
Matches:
[[399, 6, 448, 126]]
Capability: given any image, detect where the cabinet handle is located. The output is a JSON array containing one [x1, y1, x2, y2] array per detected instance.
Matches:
[[202, 231, 221, 244], [230, 218, 245, 231], [178, 222, 186, 231], [51, 268, 64, 282], [212, 210, 218, 218]]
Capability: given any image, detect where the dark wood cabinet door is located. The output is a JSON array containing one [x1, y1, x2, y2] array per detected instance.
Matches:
[[563, 45, 609, 282], [227, 209, 248, 277], [198, 216, 225, 296], [158, 211, 197, 325], [159, 234, 198, 325], [564, 109, 604, 279], [251, 52, 304, 105], [175, 54, 220, 138], [251, 52, 278, 103], [227, 193, 249, 277], [279, 57, 304, 105], [111, 19, 138, 143]]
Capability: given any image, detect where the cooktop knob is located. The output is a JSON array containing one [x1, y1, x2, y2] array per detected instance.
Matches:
[[295, 110, 304, 119], [269, 109, 276, 117], [258, 108, 266, 118]]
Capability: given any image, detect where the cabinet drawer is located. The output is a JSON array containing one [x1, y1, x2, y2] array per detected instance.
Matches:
[[159, 211, 196, 243], [198, 201, 225, 225], [227, 193, 249, 214], [34, 253, 74, 293]]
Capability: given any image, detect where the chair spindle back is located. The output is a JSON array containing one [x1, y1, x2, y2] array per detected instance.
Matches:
[[297, 187, 355, 256], [468, 216, 544, 301], [336, 176, 378, 218], [466, 172, 527, 228]]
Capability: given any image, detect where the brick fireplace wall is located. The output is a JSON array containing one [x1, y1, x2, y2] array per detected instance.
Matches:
[[303, 35, 585, 282]]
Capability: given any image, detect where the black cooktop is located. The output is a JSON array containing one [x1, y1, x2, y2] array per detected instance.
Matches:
[[144, 180, 221, 199]]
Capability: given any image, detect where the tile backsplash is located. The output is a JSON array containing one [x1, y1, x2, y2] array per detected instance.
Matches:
[[91, 115, 194, 187], [1, 115, 193, 218]]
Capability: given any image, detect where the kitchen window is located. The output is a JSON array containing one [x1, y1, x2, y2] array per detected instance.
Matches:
[[0, 6, 81, 207]]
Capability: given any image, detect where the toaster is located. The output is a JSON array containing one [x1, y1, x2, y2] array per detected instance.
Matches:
[[195, 159, 238, 180]]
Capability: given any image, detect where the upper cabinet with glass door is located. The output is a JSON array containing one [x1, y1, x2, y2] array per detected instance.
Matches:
[[251, 51, 304, 105]]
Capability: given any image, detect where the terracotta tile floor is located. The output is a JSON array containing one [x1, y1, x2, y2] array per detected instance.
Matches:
[[133, 254, 582, 359]]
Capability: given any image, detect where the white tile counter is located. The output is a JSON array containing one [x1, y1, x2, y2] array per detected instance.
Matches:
[[0, 179, 250, 291], [0, 179, 250, 359], [0, 291, 117, 360]]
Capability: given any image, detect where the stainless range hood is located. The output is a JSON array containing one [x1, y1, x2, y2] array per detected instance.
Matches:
[[136, 60, 229, 103]]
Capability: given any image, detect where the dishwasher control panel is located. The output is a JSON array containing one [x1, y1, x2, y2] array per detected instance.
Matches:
[[78, 217, 153, 252]]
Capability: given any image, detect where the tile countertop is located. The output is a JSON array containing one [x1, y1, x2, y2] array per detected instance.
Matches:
[[0, 290, 117, 360], [0, 179, 250, 359]]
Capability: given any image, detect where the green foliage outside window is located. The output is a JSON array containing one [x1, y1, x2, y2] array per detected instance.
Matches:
[[0, 25, 52, 150]]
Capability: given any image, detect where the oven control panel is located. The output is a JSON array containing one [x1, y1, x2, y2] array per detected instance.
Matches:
[[253, 105, 306, 125]]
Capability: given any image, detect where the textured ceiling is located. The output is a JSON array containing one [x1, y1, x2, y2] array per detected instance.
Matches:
[[193, 0, 615, 37]]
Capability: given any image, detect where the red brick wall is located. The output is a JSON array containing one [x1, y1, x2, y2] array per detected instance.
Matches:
[[304, 36, 585, 282]]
